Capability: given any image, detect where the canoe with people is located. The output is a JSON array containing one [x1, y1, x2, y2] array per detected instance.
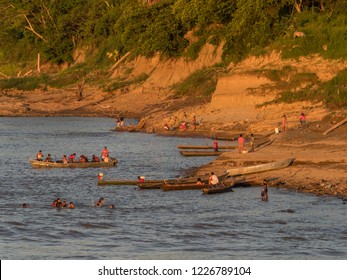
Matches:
[[30, 148, 117, 168]]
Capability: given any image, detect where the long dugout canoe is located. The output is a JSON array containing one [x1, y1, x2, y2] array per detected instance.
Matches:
[[177, 145, 236, 150], [226, 158, 295, 177], [30, 158, 118, 168], [161, 182, 206, 191], [180, 150, 224, 157], [98, 179, 166, 186]]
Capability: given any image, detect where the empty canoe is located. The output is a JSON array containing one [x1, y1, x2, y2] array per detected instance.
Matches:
[[177, 145, 236, 150], [226, 158, 295, 176], [180, 151, 224, 157]]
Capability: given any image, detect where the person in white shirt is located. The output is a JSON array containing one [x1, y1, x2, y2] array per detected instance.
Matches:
[[209, 172, 219, 187]]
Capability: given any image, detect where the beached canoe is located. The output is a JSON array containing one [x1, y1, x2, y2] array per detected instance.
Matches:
[[98, 179, 165, 186], [29, 158, 118, 168], [161, 182, 207, 191], [202, 181, 235, 194], [177, 145, 236, 150], [180, 150, 224, 157], [137, 178, 201, 189], [226, 158, 295, 176]]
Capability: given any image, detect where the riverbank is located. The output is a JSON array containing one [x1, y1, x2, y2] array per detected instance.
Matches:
[[1, 54, 346, 199], [1, 88, 346, 199]]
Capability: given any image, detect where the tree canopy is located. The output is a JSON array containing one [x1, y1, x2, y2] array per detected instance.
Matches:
[[0, 0, 346, 66]]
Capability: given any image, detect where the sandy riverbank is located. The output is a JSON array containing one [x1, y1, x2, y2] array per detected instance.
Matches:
[[1, 50, 346, 198]]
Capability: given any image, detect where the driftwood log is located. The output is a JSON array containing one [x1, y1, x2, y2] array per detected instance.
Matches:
[[323, 117, 347, 135]]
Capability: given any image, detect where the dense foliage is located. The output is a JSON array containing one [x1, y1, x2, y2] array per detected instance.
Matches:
[[1, 0, 346, 69], [0, 0, 346, 107]]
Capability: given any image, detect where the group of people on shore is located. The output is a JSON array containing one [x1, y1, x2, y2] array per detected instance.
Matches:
[[236, 133, 255, 153], [281, 112, 307, 133], [163, 114, 200, 132], [35, 147, 111, 163]]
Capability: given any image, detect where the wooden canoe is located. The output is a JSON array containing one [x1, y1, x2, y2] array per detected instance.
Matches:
[[180, 150, 224, 157], [226, 158, 295, 176], [177, 145, 236, 150], [98, 179, 165, 186], [202, 181, 235, 194], [137, 178, 201, 189], [161, 182, 207, 191], [138, 174, 229, 189], [29, 158, 118, 168], [159, 173, 230, 191]]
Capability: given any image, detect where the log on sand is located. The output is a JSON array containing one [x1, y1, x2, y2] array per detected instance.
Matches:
[[323, 117, 347, 135]]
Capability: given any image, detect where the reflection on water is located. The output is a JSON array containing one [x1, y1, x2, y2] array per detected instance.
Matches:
[[0, 117, 346, 260]]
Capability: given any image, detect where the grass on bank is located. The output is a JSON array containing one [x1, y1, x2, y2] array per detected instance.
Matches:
[[258, 68, 347, 109]]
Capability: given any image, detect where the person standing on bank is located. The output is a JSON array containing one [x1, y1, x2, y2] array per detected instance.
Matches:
[[238, 134, 245, 153], [249, 133, 255, 152], [213, 139, 219, 152], [282, 115, 288, 133], [300, 112, 307, 129]]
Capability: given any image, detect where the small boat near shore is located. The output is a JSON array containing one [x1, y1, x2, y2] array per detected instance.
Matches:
[[226, 158, 295, 176], [161, 182, 206, 191], [177, 145, 236, 150], [144, 173, 230, 190], [202, 180, 235, 194], [180, 150, 224, 157], [29, 158, 118, 168]]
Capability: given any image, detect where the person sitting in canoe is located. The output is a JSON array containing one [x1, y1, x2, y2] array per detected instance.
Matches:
[[209, 172, 219, 187], [101, 147, 109, 161], [92, 155, 100, 162], [79, 155, 88, 162], [95, 197, 105, 207], [138, 176, 145, 183], [44, 153, 52, 162], [69, 153, 76, 163], [196, 178, 204, 185], [36, 150, 44, 161], [261, 180, 269, 201], [62, 155, 68, 164]]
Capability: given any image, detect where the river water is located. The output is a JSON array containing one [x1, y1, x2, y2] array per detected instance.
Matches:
[[0, 117, 346, 260]]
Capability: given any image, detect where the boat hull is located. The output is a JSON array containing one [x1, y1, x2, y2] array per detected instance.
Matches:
[[226, 158, 295, 176], [29, 159, 117, 168], [161, 183, 206, 191], [180, 151, 224, 157], [177, 145, 236, 150]]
